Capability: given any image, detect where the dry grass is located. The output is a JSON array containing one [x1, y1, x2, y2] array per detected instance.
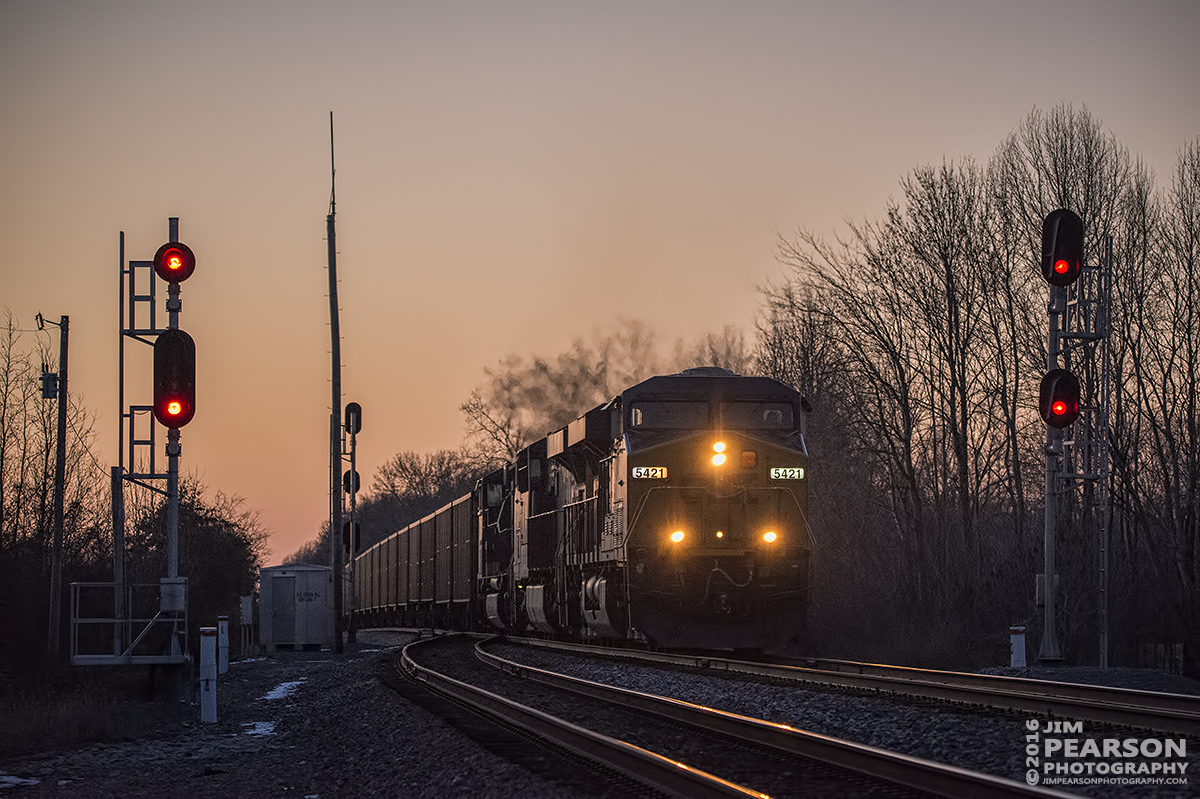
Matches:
[[0, 672, 189, 760]]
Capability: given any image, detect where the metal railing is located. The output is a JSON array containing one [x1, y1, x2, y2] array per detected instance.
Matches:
[[69, 581, 188, 666]]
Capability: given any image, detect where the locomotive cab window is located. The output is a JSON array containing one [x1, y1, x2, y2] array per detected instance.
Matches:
[[629, 401, 708, 429], [722, 401, 794, 429]]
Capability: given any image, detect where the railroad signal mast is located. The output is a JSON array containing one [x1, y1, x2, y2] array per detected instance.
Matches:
[[72, 217, 200, 668], [343, 401, 362, 641], [1037, 208, 1113, 665]]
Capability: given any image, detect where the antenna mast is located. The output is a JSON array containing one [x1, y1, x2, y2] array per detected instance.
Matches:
[[327, 111, 344, 652]]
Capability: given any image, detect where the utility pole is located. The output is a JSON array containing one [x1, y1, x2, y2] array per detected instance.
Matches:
[[38, 313, 68, 665]]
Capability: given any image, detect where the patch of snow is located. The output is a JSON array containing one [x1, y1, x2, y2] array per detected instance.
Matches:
[[241, 721, 277, 737], [259, 679, 306, 700], [0, 773, 40, 789]]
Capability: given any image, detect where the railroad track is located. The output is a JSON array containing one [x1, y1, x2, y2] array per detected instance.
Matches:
[[784, 656, 1200, 737], [399, 635, 1072, 798], [503, 638, 1200, 738]]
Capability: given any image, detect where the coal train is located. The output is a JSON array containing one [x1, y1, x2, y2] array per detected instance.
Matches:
[[351, 367, 811, 650]]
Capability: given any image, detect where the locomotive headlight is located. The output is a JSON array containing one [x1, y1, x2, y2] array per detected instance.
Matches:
[[670, 530, 685, 543], [762, 531, 778, 544], [711, 441, 727, 466]]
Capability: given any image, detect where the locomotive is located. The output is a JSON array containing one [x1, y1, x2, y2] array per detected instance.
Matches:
[[351, 367, 811, 650]]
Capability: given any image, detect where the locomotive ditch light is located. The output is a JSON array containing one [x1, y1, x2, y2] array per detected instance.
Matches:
[[763, 531, 778, 544], [670, 530, 685, 543], [715, 530, 724, 539]]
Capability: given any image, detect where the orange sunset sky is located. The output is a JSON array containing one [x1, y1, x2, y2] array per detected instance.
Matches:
[[3, 1, 1198, 562]]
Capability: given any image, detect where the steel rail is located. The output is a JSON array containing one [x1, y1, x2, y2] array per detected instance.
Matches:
[[478, 639, 1073, 799], [508, 637, 1200, 737], [400, 638, 767, 799], [792, 656, 1200, 731]]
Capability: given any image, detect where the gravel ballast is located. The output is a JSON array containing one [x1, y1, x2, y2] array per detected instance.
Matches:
[[489, 642, 1200, 799], [0, 632, 581, 798], [4, 632, 1196, 798]]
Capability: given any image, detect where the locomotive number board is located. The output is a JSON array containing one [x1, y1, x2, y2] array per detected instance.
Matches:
[[770, 467, 805, 480], [632, 466, 668, 479]]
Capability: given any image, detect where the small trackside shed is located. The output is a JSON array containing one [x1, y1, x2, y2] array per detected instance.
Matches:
[[259, 564, 333, 651]]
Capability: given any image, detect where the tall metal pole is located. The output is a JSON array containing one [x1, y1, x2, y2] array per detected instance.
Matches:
[[110, 466, 126, 657], [327, 112, 344, 653], [118, 232, 125, 473], [346, 421, 357, 642], [1098, 236, 1113, 668], [48, 315, 68, 664], [165, 217, 181, 581], [163, 218, 185, 664], [1040, 286, 1064, 662]]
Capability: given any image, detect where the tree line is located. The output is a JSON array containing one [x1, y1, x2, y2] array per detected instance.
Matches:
[[0, 312, 267, 676], [759, 105, 1198, 671]]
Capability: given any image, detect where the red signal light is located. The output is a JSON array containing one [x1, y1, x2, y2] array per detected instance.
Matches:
[[153, 329, 196, 428], [153, 241, 196, 283], [1041, 209, 1083, 287], [157, 396, 191, 424], [1039, 368, 1080, 429]]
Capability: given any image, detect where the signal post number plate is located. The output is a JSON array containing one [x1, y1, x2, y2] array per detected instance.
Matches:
[[632, 466, 668, 479], [770, 467, 805, 480]]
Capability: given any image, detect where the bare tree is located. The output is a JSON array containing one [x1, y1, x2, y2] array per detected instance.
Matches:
[[759, 105, 1196, 668], [1127, 138, 1200, 668], [673, 325, 753, 374], [0, 311, 108, 557], [991, 104, 1165, 660], [460, 320, 670, 460]]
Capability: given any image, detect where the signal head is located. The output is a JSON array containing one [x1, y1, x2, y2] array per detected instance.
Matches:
[[153, 241, 196, 284], [1041, 209, 1083, 287], [345, 402, 362, 434], [1039, 368, 1080, 429], [153, 328, 196, 428]]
